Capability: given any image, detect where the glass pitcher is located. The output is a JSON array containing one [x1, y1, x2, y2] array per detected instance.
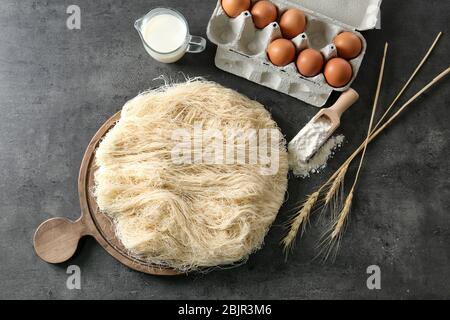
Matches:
[[134, 8, 206, 63]]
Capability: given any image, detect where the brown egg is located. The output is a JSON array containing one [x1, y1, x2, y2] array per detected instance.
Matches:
[[333, 32, 362, 59], [267, 39, 296, 66], [296, 49, 324, 77], [251, 1, 278, 29], [324, 58, 353, 87], [221, 0, 251, 18], [279, 8, 307, 39]]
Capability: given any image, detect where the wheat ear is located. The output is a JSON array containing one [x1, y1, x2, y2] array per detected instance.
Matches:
[[281, 191, 320, 253], [324, 163, 349, 206], [331, 192, 354, 240]]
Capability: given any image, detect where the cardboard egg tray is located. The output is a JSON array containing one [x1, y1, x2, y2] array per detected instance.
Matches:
[[207, 0, 382, 107]]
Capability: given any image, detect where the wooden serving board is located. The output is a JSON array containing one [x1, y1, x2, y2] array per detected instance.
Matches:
[[33, 112, 179, 276]]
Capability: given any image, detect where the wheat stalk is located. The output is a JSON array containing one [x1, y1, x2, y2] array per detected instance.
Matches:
[[319, 43, 388, 258], [318, 32, 443, 209], [282, 33, 446, 254], [372, 32, 442, 131], [320, 32, 442, 214], [318, 66, 450, 260], [284, 65, 449, 254]]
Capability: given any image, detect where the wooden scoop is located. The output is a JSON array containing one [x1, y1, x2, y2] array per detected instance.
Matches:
[[289, 89, 359, 163], [313, 88, 359, 133]]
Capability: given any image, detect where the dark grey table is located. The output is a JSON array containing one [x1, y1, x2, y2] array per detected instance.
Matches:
[[0, 0, 449, 300]]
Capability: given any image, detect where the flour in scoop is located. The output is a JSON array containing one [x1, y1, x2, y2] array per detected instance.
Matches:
[[288, 118, 344, 178], [289, 135, 345, 178], [289, 118, 332, 163]]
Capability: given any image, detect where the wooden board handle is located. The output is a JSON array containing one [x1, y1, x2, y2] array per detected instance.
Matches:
[[33, 216, 89, 264]]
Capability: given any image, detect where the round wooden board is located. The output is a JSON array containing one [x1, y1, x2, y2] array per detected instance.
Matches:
[[34, 112, 180, 276]]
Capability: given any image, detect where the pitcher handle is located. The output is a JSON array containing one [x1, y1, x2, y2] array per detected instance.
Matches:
[[187, 35, 206, 53]]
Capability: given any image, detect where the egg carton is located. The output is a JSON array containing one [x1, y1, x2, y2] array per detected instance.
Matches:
[[207, 0, 382, 107]]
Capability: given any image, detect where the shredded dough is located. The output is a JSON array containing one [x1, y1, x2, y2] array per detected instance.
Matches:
[[94, 80, 288, 272]]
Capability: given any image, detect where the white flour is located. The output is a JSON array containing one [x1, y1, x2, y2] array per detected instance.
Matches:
[[289, 135, 345, 178], [288, 117, 345, 178], [289, 118, 332, 162]]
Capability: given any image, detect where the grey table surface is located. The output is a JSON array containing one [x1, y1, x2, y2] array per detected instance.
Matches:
[[0, 0, 449, 300]]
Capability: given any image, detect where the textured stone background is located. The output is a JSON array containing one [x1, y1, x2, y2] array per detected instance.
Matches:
[[0, 0, 449, 299]]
